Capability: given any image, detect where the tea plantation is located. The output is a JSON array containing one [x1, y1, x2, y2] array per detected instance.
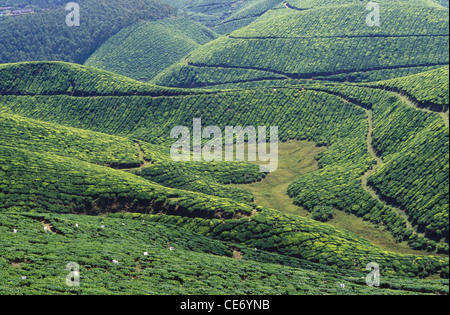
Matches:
[[152, 1, 449, 87], [0, 0, 448, 295]]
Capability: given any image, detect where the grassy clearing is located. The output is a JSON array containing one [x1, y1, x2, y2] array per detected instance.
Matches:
[[232, 140, 436, 256], [231, 140, 323, 216]]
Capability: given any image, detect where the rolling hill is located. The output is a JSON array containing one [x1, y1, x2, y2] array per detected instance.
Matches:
[[3, 211, 448, 295], [151, 1, 449, 87], [85, 18, 218, 81], [0, 61, 448, 259], [0, 0, 448, 296], [157, 0, 283, 33], [368, 65, 450, 112]]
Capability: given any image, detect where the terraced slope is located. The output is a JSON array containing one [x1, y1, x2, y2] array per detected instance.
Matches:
[[1, 61, 448, 252], [301, 83, 448, 251], [157, 0, 283, 33], [85, 19, 218, 81], [132, 161, 266, 202], [368, 65, 449, 112], [2, 212, 448, 295], [155, 0, 447, 34], [0, 142, 447, 279], [0, 112, 142, 168], [0, 61, 192, 96], [152, 2, 449, 87], [0, 62, 448, 285], [210, 0, 284, 34], [0, 144, 258, 218], [2, 123, 446, 279]]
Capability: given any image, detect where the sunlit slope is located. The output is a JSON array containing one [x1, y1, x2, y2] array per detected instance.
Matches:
[[85, 19, 218, 81], [0, 61, 192, 96], [152, 2, 449, 87], [155, 0, 447, 34], [2, 212, 448, 294], [0, 112, 141, 168], [0, 109, 262, 204], [0, 61, 447, 254], [0, 61, 448, 280], [0, 144, 258, 218], [289, 83, 449, 250], [157, 0, 282, 33], [0, 144, 448, 279], [369, 65, 449, 111]]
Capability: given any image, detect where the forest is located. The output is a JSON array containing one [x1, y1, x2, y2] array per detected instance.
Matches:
[[0, 0, 176, 64]]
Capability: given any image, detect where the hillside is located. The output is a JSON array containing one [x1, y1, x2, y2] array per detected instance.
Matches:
[[151, 1, 449, 87], [0, 112, 142, 168], [0, 139, 448, 284], [0, 0, 176, 64], [3, 211, 449, 295], [0, 61, 192, 96], [368, 65, 449, 112], [0, 61, 448, 255], [155, 0, 450, 34], [0, 0, 449, 296], [84, 19, 218, 81], [157, 0, 283, 33]]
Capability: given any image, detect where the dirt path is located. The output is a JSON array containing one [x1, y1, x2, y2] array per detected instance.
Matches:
[[380, 89, 448, 127], [440, 111, 449, 128], [232, 140, 325, 216], [361, 109, 413, 229], [308, 88, 414, 230], [233, 139, 423, 254], [118, 142, 152, 172]]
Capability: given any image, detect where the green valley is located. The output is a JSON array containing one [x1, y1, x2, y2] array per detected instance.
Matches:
[[0, 0, 448, 297]]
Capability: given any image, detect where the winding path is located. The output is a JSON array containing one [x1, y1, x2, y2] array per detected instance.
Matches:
[[369, 87, 449, 127], [116, 142, 152, 172], [360, 109, 413, 229], [310, 88, 415, 230], [397, 91, 448, 127]]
